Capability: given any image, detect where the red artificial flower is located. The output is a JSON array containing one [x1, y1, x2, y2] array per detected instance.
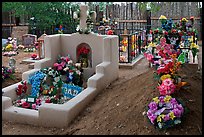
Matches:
[[45, 99, 51, 103], [190, 16, 194, 21], [31, 53, 37, 59], [59, 25, 63, 29], [131, 51, 136, 57], [154, 29, 159, 34], [107, 30, 113, 35], [22, 102, 30, 108], [164, 31, 168, 35], [171, 29, 177, 33], [178, 31, 183, 37]]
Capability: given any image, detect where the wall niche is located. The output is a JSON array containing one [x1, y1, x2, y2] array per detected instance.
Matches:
[[76, 43, 92, 68]]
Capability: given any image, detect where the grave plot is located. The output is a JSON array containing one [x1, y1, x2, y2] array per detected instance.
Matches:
[[2, 4, 119, 128], [143, 15, 200, 130]]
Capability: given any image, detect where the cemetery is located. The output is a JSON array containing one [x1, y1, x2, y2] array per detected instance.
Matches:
[[2, 2, 202, 135]]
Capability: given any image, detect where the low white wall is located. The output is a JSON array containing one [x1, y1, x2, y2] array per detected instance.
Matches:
[[2, 33, 119, 128]]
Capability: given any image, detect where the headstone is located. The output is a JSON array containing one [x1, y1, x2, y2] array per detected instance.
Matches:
[[22, 34, 37, 47]]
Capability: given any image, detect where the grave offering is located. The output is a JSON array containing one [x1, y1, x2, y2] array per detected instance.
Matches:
[[143, 15, 199, 129], [147, 95, 185, 129], [2, 37, 19, 57], [2, 4, 118, 128]]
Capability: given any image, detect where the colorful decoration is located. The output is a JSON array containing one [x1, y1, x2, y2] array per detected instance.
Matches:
[[62, 83, 83, 98], [147, 95, 185, 129]]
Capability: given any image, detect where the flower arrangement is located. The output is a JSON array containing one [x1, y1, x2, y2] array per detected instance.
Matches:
[[55, 24, 64, 34], [16, 81, 27, 96], [190, 42, 199, 63], [28, 71, 47, 97], [77, 47, 90, 68], [77, 47, 90, 58], [2, 66, 14, 80], [147, 95, 185, 129], [5, 44, 13, 51], [3, 51, 18, 57]]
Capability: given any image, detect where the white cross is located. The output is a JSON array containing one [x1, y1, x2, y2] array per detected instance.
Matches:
[[79, 4, 88, 31]]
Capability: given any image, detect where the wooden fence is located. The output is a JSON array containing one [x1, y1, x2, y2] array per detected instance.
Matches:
[[96, 2, 201, 39], [2, 2, 202, 40]]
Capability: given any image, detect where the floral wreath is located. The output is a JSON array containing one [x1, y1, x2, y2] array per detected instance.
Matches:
[[147, 95, 185, 129]]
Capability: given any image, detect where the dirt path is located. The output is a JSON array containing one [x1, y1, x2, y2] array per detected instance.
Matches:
[[2, 44, 202, 135]]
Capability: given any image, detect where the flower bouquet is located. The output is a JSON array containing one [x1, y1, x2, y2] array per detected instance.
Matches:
[[147, 95, 185, 129], [2, 66, 14, 80], [77, 47, 90, 68], [190, 42, 199, 63]]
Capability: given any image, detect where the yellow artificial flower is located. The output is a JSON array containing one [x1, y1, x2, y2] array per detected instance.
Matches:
[[159, 15, 167, 20], [169, 112, 176, 120], [160, 74, 171, 81], [152, 97, 160, 104], [188, 36, 194, 43], [190, 42, 199, 49], [148, 42, 156, 47], [160, 114, 165, 119], [164, 95, 172, 103], [5, 44, 13, 50], [157, 115, 162, 122], [181, 17, 188, 22]]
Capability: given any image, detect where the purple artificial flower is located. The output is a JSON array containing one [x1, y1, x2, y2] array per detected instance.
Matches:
[[148, 102, 158, 111], [147, 111, 157, 124], [170, 98, 178, 105], [172, 108, 182, 117], [159, 96, 165, 103], [163, 114, 170, 121]]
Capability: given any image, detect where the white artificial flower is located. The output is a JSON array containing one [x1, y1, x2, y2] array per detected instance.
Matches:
[[68, 60, 73, 65], [54, 77, 60, 82], [75, 63, 81, 67], [48, 71, 53, 76], [76, 70, 81, 75], [63, 67, 69, 72]]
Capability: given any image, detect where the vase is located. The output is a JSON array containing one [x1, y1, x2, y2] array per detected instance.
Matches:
[[81, 58, 88, 68]]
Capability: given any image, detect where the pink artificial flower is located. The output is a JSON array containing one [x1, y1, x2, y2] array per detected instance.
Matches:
[[54, 63, 59, 67], [32, 104, 37, 110], [57, 65, 63, 71], [147, 53, 154, 62], [60, 61, 66, 67], [163, 78, 173, 87]]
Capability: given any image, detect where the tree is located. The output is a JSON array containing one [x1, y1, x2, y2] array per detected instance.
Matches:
[[2, 2, 80, 35]]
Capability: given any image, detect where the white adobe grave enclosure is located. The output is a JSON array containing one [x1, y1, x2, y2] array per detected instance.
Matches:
[[2, 5, 119, 128]]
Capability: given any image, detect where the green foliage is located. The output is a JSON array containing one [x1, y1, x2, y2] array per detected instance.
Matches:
[[2, 2, 80, 34]]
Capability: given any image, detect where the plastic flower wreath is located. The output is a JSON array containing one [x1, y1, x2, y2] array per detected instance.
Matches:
[[147, 95, 185, 129]]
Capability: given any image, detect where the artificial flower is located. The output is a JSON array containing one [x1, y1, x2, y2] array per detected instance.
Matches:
[[152, 97, 160, 104], [169, 111, 176, 120], [160, 74, 171, 81], [164, 95, 172, 103]]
